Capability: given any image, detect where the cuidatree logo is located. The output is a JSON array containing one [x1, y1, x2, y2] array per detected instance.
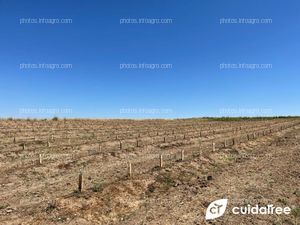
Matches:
[[205, 199, 228, 220]]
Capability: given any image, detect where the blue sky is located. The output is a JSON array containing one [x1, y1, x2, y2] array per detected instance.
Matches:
[[0, 0, 299, 118]]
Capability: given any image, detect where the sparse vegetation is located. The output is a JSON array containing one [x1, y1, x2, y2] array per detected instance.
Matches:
[[291, 206, 300, 218], [156, 173, 176, 191], [0, 204, 8, 210], [91, 182, 104, 192], [0, 118, 299, 224]]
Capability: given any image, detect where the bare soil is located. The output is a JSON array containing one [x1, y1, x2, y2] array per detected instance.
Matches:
[[0, 119, 299, 225]]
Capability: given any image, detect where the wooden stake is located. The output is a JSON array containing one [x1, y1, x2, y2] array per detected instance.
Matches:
[[128, 162, 132, 177], [78, 170, 83, 193], [181, 150, 184, 161], [39, 154, 43, 165], [212, 142, 216, 152], [160, 154, 163, 167], [119, 141, 122, 149]]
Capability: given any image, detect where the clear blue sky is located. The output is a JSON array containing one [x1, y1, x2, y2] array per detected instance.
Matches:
[[0, 0, 299, 118]]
